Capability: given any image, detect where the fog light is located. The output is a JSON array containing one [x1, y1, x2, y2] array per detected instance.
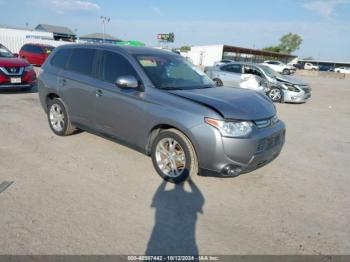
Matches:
[[221, 165, 242, 177]]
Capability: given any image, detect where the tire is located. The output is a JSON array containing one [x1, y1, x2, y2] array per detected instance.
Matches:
[[213, 78, 223, 87], [282, 69, 290, 75], [268, 87, 283, 103], [151, 128, 198, 184], [47, 98, 76, 136]]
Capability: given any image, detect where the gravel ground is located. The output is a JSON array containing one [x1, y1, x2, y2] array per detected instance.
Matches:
[[0, 76, 349, 255]]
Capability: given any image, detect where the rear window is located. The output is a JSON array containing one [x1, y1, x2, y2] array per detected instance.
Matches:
[[51, 48, 72, 69], [66, 48, 96, 76], [26, 45, 43, 54]]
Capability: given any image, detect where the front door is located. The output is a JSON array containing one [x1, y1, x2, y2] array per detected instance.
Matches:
[[93, 50, 147, 144]]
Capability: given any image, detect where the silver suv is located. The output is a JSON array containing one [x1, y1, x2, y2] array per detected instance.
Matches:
[[38, 44, 285, 183]]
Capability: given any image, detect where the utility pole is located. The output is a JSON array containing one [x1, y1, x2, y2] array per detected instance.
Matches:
[[100, 16, 110, 43]]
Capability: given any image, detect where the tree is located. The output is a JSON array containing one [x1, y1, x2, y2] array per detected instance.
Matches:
[[278, 33, 302, 54], [180, 45, 191, 52], [263, 33, 302, 54], [262, 46, 281, 53]]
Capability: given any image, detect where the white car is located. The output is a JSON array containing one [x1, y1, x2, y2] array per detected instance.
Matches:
[[262, 60, 295, 75], [214, 59, 234, 66], [304, 62, 319, 70], [334, 67, 350, 74]]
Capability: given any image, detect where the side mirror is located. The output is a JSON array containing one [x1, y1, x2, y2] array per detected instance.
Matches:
[[116, 75, 139, 89], [13, 53, 19, 58]]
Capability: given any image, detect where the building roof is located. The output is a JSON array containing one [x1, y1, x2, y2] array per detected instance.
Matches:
[[79, 33, 122, 41], [223, 45, 297, 59], [300, 59, 350, 65], [0, 24, 31, 31], [35, 24, 75, 36]]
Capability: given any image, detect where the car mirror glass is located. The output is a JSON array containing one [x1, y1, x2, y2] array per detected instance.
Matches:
[[115, 75, 139, 89]]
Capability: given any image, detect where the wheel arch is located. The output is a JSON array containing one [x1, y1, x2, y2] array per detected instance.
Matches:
[[145, 123, 197, 157], [46, 93, 60, 108]]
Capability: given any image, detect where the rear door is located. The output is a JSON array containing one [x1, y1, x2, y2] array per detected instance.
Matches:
[[31, 46, 44, 65], [19, 45, 32, 63], [219, 64, 242, 87], [58, 47, 98, 127]]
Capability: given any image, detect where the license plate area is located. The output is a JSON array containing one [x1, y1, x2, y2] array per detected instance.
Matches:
[[10, 77, 22, 84]]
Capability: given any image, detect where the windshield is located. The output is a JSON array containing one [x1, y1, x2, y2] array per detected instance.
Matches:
[[0, 45, 14, 58], [259, 65, 281, 78], [135, 54, 214, 90]]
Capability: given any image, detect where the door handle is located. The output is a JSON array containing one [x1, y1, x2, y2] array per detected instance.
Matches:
[[95, 89, 103, 97]]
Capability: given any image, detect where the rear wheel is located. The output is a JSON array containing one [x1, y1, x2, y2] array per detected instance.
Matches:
[[213, 78, 223, 87], [47, 98, 76, 136], [268, 87, 283, 103], [151, 129, 198, 184]]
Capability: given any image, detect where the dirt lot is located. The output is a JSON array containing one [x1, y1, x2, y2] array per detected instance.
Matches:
[[0, 76, 349, 255]]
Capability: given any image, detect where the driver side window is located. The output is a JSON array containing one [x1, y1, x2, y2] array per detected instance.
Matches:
[[99, 51, 138, 84], [244, 66, 263, 78]]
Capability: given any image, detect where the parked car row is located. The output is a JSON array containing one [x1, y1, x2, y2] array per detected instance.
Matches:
[[205, 61, 311, 103], [334, 67, 350, 74]]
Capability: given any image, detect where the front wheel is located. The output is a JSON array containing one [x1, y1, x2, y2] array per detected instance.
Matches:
[[151, 129, 198, 184], [268, 87, 283, 103]]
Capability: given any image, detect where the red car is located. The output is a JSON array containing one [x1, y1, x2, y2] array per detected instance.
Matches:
[[19, 43, 54, 66], [0, 44, 37, 91]]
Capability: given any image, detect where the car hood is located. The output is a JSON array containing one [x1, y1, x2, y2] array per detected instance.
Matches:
[[0, 57, 29, 67], [276, 75, 307, 85], [169, 87, 276, 120]]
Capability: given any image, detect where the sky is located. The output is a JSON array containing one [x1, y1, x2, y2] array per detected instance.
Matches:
[[0, 0, 350, 61]]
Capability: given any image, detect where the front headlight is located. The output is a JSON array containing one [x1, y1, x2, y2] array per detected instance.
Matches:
[[282, 83, 300, 92], [205, 118, 253, 138], [24, 65, 33, 72]]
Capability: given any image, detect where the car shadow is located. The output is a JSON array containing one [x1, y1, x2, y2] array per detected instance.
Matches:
[[145, 179, 205, 255]]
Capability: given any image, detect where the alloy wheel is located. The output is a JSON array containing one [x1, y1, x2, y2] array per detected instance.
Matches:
[[269, 89, 282, 101], [49, 103, 65, 132], [155, 138, 186, 178]]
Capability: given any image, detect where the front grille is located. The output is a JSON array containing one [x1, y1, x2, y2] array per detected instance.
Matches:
[[6, 67, 21, 74], [256, 131, 284, 154], [254, 115, 279, 129], [0, 66, 24, 76]]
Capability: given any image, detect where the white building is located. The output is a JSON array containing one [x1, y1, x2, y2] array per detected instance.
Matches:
[[185, 44, 298, 67], [0, 26, 69, 53]]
